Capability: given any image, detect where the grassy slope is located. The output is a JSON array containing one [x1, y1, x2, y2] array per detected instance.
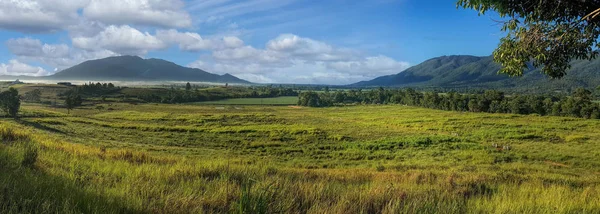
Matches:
[[1, 104, 600, 213]]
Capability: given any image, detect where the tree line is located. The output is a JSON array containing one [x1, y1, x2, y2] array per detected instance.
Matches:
[[298, 88, 600, 119], [60, 82, 299, 104], [136, 85, 299, 104]]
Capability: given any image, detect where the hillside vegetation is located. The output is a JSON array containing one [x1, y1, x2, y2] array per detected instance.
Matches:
[[1, 103, 600, 213], [353, 55, 600, 93]]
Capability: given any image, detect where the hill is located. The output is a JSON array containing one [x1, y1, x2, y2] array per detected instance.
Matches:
[[48, 56, 250, 83], [352, 55, 600, 92]]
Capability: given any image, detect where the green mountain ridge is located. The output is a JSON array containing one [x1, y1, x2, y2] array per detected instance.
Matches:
[[44, 55, 250, 83], [352, 55, 600, 92]]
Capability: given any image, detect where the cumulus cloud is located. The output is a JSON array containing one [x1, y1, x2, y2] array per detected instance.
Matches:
[[1, 6, 410, 84], [267, 34, 332, 54], [0, 60, 49, 76], [83, 0, 192, 28], [7, 38, 70, 58], [6, 37, 117, 71], [0, 0, 192, 33], [157, 29, 247, 51], [156, 29, 214, 51], [326, 55, 410, 77], [222, 36, 244, 48], [0, 0, 85, 32], [189, 34, 409, 84], [72, 25, 166, 55]]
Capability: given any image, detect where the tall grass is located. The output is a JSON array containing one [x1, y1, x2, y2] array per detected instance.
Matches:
[[1, 104, 600, 213]]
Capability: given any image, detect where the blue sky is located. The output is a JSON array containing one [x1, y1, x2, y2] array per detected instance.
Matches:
[[0, 0, 503, 84]]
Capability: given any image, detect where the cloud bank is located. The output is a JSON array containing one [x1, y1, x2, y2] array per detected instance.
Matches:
[[0, 0, 409, 84]]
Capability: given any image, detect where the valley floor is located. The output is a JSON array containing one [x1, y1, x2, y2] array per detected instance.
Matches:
[[1, 104, 600, 213]]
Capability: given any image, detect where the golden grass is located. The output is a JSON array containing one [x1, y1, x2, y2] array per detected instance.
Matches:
[[1, 104, 600, 213]]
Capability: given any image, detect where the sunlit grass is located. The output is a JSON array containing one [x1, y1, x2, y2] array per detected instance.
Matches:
[[1, 104, 600, 213], [194, 96, 299, 105]]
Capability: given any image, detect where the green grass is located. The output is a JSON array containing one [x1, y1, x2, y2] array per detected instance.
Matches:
[[195, 96, 299, 105], [1, 103, 600, 213]]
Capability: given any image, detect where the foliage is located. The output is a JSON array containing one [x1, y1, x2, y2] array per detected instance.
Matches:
[[458, 0, 600, 78], [22, 89, 42, 103], [298, 88, 600, 119], [0, 88, 21, 118], [353, 55, 600, 94], [135, 86, 298, 104], [65, 93, 83, 113], [298, 92, 331, 107]]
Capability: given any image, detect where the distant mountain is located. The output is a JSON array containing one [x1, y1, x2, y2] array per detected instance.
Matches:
[[351, 55, 600, 92], [48, 56, 250, 83]]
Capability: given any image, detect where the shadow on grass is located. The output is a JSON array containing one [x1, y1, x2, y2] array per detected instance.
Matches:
[[14, 119, 66, 135], [0, 148, 143, 214]]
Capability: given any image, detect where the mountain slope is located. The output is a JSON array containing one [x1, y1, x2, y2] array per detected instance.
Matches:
[[49, 56, 250, 83], [352, 55, 600, 91]]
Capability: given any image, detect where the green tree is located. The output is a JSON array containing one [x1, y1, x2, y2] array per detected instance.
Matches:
[[458, 1, 600, 78], [298, 92, 328, 107], [23, 89, 42, 103], [185, 82, 192, 91], [0, 88, 21, 118], [65, 94, 83, 114]]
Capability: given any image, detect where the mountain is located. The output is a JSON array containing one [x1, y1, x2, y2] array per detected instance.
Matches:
[[48, 56, 250, 83], [351, 55, 600, 92]]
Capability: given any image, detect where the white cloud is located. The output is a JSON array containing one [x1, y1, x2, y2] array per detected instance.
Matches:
[[72, 25, 166, 55], [0, 0, 192, 33], [6, 38, 70, 58], [83, 0, 192, 28], [66, 19, 108, 37], [222, 36, 244, 48], [156, 30, 247, 51], [156, 29, 214, 51], [6, 37, 118, 71], [234, 73, 276, 83], [0, 0, 86, 32], [266, 34, 360, 61], [326, 55, 410, 77], [267, 34, 331, 54], [0, 60, 49, 76], [189, 34, 409, 84]]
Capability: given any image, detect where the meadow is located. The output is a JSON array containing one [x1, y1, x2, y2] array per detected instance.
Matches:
[[195, 96, 299, 105], [1, 102, 600, 213]]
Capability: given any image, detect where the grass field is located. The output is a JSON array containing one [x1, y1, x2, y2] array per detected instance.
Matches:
[[195, 96, 299, 105], [1, 103, 600, 213]]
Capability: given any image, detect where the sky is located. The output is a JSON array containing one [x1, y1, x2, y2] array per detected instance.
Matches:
[[0, 0, 504, 84]]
